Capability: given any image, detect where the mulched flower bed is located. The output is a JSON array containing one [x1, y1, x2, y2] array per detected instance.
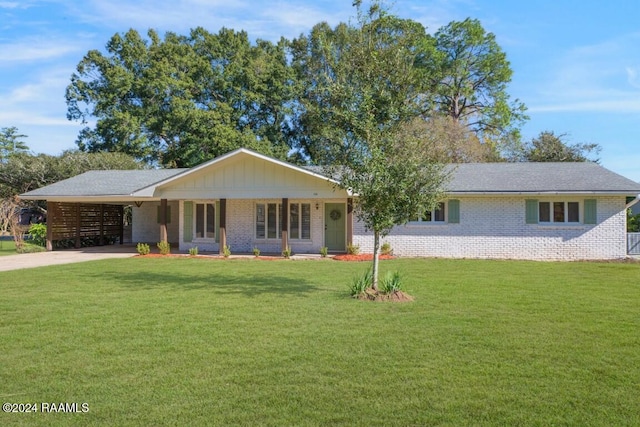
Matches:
[[356, 288, 414, 302], [333, 254, 394, 261]]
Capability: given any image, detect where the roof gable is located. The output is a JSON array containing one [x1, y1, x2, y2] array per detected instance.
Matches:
[[142, 148, 345, 199]]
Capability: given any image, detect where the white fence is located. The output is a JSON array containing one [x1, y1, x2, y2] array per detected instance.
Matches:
[[628, 233, 640, 255]]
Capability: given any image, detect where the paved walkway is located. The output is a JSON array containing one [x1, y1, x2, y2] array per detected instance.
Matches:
[[0, 245, 138, 272], [0, 245, 330, 272]]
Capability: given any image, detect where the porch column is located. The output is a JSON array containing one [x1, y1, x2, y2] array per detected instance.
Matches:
[[46, 201, 55, 251], [219, 199, 227, 255], [118, 205, 124, 245], [281, 198, 289, 253], [99, 204, 105, 246], [159, 198, 168, 243], [347, 198, 354, 247], [75, 203, 81, 249]]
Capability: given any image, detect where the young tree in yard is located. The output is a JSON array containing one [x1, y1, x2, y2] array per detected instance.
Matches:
[[296, 1, 449, 290]]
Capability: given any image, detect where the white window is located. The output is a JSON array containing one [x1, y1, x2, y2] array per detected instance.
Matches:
[[411, 202, 445, 223], [539, 201, 580, 224], [195, 202, 215, 239], [256, 202, 311, 240], [289, 203, 311, 240]]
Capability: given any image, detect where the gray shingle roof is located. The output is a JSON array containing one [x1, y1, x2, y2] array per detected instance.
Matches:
[[19, 161, 640, 199], [447, 162, 640, 193], [20, 169, 188, 197]]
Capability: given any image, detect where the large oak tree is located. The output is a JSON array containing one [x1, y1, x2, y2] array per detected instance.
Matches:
[[66, 28, 296, 167]]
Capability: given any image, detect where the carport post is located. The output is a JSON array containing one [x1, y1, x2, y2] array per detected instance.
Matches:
[[46, 202, 55, 251]]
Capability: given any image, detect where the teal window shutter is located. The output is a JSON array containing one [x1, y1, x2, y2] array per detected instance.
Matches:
[[448, 199, 460, 223], [584, 199, 597, 224], [525, 199, 538, 224], [183, 202, 193, 242]]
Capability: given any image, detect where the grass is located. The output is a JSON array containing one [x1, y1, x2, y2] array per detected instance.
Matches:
[[0, 239, 16, 255], [0, 257, 639, 426]]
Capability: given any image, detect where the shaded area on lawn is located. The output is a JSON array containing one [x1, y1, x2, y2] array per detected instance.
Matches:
[[87, 257, 322, 297]]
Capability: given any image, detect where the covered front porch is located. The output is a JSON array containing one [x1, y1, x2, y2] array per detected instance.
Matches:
[[143, 197, 355, 255]]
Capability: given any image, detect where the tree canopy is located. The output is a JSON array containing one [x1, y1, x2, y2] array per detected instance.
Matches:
[[66, 28, 296, 167], [419, 18, 527, 157], [0, 127, 29, 163], [66, 4, 527, 167], [519, 131, 601, 162], [0, 150, 143, 199]]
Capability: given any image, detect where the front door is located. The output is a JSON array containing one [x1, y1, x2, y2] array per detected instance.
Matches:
[[324, 203, 346, 252]]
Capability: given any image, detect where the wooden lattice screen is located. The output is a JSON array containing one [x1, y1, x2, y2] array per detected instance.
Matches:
[[47, 202, 124, 249]]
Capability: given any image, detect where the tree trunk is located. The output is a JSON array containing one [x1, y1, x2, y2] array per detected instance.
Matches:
[[372, 230, 380, 291]]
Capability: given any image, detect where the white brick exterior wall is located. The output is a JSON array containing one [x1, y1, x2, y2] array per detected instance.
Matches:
[[353, 196, 628, 261], [132, 201, 179, 244], [132, 196, 629, 260]]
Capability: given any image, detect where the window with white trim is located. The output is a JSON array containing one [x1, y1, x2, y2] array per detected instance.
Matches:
[[194, 202, 215, 239], [256, 202, 311, 240], [410, 202, 445, 223], [539, 201, 580, 224]]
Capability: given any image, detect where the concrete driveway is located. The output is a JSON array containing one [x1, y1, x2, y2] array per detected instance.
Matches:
[[0, 245, 138, 272]]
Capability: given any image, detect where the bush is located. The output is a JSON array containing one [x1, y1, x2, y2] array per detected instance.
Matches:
[[223, 245, 231, 258], [282, 246, 291, 258], [380, 271, 402, 294], [628, 208, 640, 232], [349, 268, 372, 296], [157, 241, 171, 255], [380, 241, 393, 256], [319, 246, 328, 258], [28, 223, 47, 247], [347, 243, 360, 255], [189, 246, 199, 256], [252, 247, 261, 257], [136, 243, 150, 255], [17, 242, 46, 254]]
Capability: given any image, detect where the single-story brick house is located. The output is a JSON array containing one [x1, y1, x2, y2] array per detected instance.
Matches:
[[20, 148, 640, 260]]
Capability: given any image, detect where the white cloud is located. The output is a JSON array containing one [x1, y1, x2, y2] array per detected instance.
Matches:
[[0, 38, 82, 63], [626, 67, 640, 89], [528, 99, 640, 113], [526, 32, 640, 114], [0, 2, 22, 8]]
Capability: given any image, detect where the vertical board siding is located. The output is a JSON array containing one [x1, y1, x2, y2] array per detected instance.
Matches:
[[628, 233, 640, 255]]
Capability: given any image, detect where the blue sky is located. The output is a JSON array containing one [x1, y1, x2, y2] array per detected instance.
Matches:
[[1, 0, 639, 181]]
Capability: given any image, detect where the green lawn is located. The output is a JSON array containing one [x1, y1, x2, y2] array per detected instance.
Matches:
[[1, 257, 639, 426], [0, 239, 16, 255]]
